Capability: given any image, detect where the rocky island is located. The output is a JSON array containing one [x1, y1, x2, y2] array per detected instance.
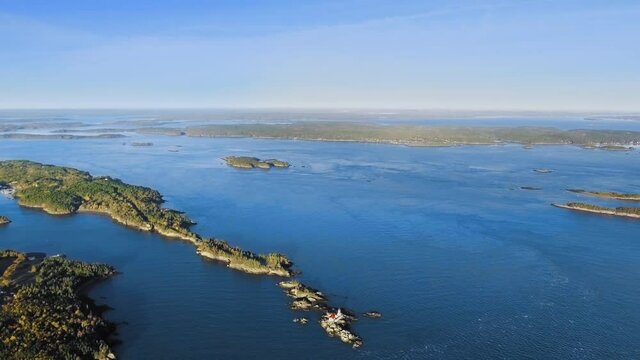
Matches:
[[223, 156, 290, 169], [0, 216, 10, 225], [553, 202, 640, 219], [278, 280, 363, 348], [0, 160, 367, 348], [0, 250, 116, 360]]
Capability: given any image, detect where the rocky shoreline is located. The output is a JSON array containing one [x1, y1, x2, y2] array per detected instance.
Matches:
[[0, 160, 370, 348], [278, 280, 365, 348]]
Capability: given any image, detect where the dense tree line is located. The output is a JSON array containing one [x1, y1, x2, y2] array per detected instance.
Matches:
[[0, 252, 116, 359]]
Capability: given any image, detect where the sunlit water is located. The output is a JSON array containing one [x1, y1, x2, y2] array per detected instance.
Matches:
[[1, 134, 639, 359]]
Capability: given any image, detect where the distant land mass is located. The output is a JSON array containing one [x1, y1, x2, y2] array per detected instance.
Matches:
[[180, 122, 640, 147], [0, 133, 125, 140]]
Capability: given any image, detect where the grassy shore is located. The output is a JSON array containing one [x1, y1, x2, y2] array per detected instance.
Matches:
[[0, 160, 293, 277]]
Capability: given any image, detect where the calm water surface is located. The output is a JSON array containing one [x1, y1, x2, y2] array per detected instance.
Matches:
[[1, 135, 639, 359]]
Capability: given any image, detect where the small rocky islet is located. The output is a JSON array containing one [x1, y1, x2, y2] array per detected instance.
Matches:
[[0, 215, 10, 225], [0, 250, 117, 360], [223, 156, 290, 169], [363, 311, 382, 319], [278, 280, 364, 348]]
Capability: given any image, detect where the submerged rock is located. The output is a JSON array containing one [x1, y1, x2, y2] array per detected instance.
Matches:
[[533, 168, 553, 173]]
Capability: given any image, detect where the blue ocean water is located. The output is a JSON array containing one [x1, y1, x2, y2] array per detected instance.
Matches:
[[1, 134, 639, 359]]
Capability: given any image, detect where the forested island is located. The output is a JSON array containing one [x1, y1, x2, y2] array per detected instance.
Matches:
[[181, 122, 640, 147], [553, 202, 640, 219], [0, 160, 365, 347], [567, 189, 640, 201], [223, 156, 290, 169], [0, 250, 116, 359]]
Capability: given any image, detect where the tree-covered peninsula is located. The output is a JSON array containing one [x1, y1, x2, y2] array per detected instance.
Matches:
[[0, 250, 116, 360]]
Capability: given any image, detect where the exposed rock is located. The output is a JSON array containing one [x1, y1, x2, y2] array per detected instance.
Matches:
[[293, 317, 309, 325], [320, 309, 363, 348], [278, 280, 301, 289], [363, 311, 382, 319], [223, 156, 290, 169], [0, 183, 15, 198], [279, 281, 328, 310], [0, 215, 10, 225]]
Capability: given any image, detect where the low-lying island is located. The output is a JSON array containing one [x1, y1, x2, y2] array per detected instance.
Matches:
[[553, 202, 640, 220], [223, 156, 290, 169]]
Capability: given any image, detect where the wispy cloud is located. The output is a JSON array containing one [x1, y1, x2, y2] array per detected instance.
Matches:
[[0, 1, 638, 110]]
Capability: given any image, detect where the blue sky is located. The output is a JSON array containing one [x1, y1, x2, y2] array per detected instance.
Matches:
[[0, 0, 638, 111]]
